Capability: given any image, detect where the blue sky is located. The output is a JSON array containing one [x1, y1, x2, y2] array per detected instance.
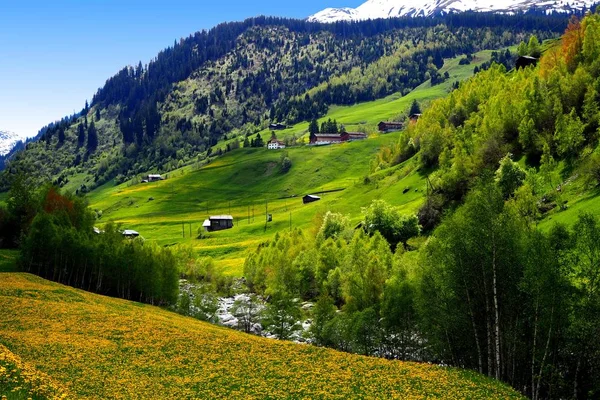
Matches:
[[0, 0, 361, 139]]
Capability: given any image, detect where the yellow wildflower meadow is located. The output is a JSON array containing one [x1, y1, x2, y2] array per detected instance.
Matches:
[[0, 273, 524, 399], [0, 343, 68, 399]]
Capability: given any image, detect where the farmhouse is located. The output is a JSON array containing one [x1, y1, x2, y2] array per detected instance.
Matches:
[[345, 132, 367, 141], [147, 174, 164, 182], [310, 131, 367, 145], [203, 215, 234, 232], [516, 55, 538, 70], [303, 194, 321, 204], [311, 133, 345, 145], [378, 121, 404, 133], [267, 139, 286, 150]]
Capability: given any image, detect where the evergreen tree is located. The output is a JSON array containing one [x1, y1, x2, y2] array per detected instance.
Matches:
[[87, 122, 98, 152], [253, 133, 264, 147], [409, 100, 421, 115], [77, 123, 85, 147], [57, 128, 65, 145]]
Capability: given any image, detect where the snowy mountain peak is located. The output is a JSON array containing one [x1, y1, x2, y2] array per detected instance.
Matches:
[[0, 130, 21, 157], [308, 0, 597, 22]]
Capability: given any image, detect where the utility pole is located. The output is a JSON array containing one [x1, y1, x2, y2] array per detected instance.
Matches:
[[264, 199, 268, 232], [182, 222, 185, 238]]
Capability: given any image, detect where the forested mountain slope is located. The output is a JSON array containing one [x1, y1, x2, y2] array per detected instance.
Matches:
[[1, 14, 566, 193]]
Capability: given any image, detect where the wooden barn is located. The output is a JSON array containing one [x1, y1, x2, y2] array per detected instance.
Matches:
[[203, 215, 234, 232], [310, 132, 367, 145], [378, 122, 404, 133], [409, 114, 422, 122], [269, 123, 287, 130], [516, 56, 538, 70], [303, 195, 321, 204]]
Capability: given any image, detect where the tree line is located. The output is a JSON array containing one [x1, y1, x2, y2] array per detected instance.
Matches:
[[0, 176, 178, 305]]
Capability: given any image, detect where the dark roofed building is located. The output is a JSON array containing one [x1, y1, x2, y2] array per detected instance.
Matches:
[[409, 113, 422, 122], [346, 132, 367, 141], [310, 133, 345, 145], [203, 215, 234, 232], [378, 121, 404, 133], [303, 194, 321, 204], [311, 132, 367, 145], [269, 123, 287, 130], [516, 56, 538, 70]]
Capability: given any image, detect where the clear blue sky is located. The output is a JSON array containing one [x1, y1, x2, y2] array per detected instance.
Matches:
[[0, 0, 360, 139]]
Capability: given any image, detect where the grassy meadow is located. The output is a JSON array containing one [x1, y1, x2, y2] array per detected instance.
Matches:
[[88, 134, 427, 275], [86, 50, 497, 275], [0, 273, 524, 399]]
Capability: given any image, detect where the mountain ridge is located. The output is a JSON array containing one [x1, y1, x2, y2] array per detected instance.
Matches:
[[308, 0, 597, 22], [0, 130, 21, 157]]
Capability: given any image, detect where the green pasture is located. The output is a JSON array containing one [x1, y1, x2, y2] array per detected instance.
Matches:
[[85, 50, 501, 275]]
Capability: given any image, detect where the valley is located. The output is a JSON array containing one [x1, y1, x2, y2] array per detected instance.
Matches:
[[1, 7, 600, 400]]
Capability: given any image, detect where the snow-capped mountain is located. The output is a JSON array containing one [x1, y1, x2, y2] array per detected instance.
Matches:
[[308, 0, 597, 22], [0, 130, 21, 157]]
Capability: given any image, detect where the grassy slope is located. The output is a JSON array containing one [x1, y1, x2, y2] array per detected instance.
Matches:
[[89, 134, 426, 274], [0, 273, 523, 399], [87, 51, 493, 275]]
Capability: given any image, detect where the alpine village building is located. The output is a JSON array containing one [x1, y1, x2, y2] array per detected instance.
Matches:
[[310, 131, 367, 145], [267, 139, 286, 149]]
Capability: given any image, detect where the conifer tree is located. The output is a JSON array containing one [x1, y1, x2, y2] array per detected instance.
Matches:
[[87, 122, 98, 152]]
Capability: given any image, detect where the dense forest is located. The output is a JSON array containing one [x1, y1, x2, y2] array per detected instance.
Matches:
[[0, 13, 568, 192]]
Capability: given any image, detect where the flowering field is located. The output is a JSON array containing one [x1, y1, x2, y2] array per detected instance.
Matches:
[[0, 273, 523, 399], [0, 343, 68, 399]]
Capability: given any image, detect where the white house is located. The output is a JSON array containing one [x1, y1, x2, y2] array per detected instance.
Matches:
[[267, 139, 286, 150]]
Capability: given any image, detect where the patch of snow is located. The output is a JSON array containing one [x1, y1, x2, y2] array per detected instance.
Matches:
[[308, 0, 596, 22], [0, 130, 21, 157]]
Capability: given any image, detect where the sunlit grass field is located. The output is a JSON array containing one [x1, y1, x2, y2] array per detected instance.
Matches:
[[88, 135, 427, 275], [86, 51, 497, 275], [0, 273, 524, 399]]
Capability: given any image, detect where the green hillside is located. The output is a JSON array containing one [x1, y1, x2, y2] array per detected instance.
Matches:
[[0, 272, 524, 399], [85, 49, 499, 274], [88, 133, 425, 274]]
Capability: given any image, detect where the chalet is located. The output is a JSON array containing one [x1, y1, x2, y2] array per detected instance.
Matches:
[[303, 194, 321, 204], [310, 131, 367, 145], [311, 133, 345, 145], [378, 121, 404, 133], [409, 114, 422, 122], [122, 229, 140, 238], [269, 123, 287, 130], [267, 139, 286, 150], [516, 56, 538, 70], [203, 215, 234, 232], [147, 174, 164, 182], [345, 132, 367, 141]]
